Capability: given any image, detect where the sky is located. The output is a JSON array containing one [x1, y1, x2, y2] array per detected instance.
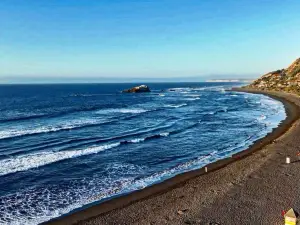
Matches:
[[1, 0, 300, 83]]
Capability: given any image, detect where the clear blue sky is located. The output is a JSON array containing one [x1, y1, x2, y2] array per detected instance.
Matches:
[[1, 0, 300, 82]]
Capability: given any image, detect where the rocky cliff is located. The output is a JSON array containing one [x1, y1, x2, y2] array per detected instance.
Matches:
[[248, 58, 300, 94]]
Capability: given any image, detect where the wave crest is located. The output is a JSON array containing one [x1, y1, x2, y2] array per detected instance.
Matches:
[[96, 108, 149, 114], [165, 103, 187, 108], [0, 143, 120, 176], [0, 118, 108, 140], [0, 132, 170, 176]]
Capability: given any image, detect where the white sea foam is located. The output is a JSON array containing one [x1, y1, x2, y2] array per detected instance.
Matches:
[[0, 143, 120, 176], [130, 138, 145, 143], [237, 93, 286, 131], [191, 86, 226, 91], [184, 94, 200, 97], [220, 88, 226, 93], [1, 111, 46, 121], [0, 163, 145, 225], [259, 97, 283, 109], [0, 131, 172, 176], [216, 97, 230, 101], [0, 118, 101, 140], [160, 132, 170, 137], [184, 97, 200, 101], [131, 150, 219, 189], [167, 88, 191, 92], [257, 115, 267, 121], [96, 108, 149, 114], [165, 103, 187, 108]]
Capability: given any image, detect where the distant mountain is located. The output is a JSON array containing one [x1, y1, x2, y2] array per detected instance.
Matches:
[[248, 58, 300, 94]]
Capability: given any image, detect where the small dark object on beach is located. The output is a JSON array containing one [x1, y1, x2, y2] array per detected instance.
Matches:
[[177, 209, 189, 215], [177, 210, 184, 215]]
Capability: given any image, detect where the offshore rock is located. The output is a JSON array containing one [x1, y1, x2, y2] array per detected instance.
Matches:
[[122, 85, 151, 93]]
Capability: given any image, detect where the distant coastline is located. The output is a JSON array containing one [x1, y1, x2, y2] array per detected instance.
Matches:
[[206, 79, 254, 83]]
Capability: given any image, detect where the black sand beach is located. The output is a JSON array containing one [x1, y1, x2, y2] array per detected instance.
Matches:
[[46, 88, 300, 225]]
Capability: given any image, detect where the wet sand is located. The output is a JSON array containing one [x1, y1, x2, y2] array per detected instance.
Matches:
[[46, 88, 300, 225]]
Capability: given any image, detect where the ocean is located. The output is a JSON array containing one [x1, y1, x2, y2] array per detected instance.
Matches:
[[0, 83, 286, 225]]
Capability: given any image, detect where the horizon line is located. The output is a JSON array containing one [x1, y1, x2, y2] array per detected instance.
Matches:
[[0, 80, 253, 85]]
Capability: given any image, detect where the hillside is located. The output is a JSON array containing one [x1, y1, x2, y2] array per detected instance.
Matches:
[[248, 58, 300, 94]]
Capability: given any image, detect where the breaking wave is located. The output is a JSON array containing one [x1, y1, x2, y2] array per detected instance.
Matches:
[[184, 97, 200, 101], [165, 103, 187, 108], [0, 143, 120, 176], [0, 118, 112, 140], [96, 108, 150, 114], [0, 132, 171, 176]]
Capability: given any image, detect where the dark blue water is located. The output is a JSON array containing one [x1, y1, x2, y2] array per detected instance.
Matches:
[[0, 83, 285, 224]]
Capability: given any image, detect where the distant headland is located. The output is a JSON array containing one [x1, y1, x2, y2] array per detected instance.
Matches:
[[248, 58, 300, 94]]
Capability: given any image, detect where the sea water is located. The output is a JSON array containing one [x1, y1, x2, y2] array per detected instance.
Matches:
[[0, 83, 286, 224]]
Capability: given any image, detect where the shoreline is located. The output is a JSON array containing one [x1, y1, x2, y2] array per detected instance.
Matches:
[[45, 88, 300, 225]]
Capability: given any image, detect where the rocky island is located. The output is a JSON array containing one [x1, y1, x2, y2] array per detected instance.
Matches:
[[122, 85, 151, 93], [248, 58, 300, 94]]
